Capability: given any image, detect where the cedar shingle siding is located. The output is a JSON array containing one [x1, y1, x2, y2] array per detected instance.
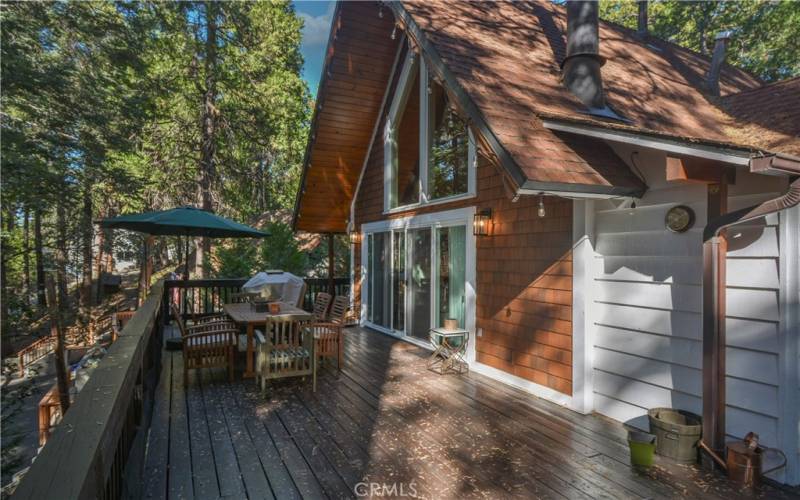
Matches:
[[353, 131, 574, 394]]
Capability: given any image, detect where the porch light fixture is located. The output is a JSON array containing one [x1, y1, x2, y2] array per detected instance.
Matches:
[[538, 195, 546, 218], [473, 209, 492, 236], [349, 230, 360, 245]]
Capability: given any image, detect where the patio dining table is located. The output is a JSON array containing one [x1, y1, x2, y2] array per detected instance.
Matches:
[[222, 301, 313, 378]]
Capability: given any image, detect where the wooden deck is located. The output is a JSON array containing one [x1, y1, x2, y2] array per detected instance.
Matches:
[[141, 326, 793, 499]]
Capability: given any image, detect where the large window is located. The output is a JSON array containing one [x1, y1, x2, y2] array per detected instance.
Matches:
[[428, 81, 469, 200], [384, 50, 475, 212]]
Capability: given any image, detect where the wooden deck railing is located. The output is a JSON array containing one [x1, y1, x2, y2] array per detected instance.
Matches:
[[163, 278, 247, 323], [13, 281, 166, 500], [17, 335, 55, 376], [17, 327, 87, 376], [162, 277, 351, 322]]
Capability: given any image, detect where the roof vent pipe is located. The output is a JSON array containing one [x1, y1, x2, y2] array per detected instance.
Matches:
[[707, 31, 732, 96], [562, 1, 622, 120], [637, 1, 648, 37]]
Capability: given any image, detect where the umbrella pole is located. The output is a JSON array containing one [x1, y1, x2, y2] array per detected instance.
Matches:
[[184, 236, 190, 320]]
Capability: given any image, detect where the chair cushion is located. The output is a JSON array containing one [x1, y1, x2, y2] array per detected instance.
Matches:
[[186, 334, 234, 347], [268, 347, 310, 362]]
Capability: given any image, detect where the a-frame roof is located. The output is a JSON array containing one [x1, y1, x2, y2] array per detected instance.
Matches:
[[294, 1, 798, 233]]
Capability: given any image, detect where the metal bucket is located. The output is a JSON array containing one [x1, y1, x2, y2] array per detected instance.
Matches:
[[648, 408, 702, 462], [726, 442, 787, 488]]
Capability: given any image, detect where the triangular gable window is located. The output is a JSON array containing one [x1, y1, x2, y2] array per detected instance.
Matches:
[[384, 46, 475, 212]]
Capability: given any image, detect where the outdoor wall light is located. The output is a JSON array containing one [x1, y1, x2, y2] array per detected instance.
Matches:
[[538, 195, 546, 218], [473, 209, 492, 236], [349, 230, 361, 245]]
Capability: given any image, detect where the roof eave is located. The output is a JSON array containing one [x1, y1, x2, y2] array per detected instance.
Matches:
[[541, 117, 757, 165], [292, 2, 343, 233]]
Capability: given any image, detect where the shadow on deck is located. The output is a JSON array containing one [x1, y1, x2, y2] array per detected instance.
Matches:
[[141, 326, 793, 499]]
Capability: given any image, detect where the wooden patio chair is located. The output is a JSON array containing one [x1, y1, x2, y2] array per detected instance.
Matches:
[[254, 316, 316, 393], [308, 322, 343, 371], [312, 292, 332, 321], [328, 295, 349, 325], [171, 303, 238, 385]]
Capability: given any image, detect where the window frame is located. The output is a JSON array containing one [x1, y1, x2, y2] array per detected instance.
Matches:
[[384, 54, 476, 214]]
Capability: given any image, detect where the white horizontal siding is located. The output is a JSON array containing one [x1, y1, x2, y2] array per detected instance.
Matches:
[[590, 165, 784, 458]]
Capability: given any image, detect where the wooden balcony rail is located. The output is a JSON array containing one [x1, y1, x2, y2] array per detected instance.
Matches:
[[13, 281, 166, 500], [163, 278, 247, 324], [17, 335, 55, 376], [17, 326, 87, 376], [37, 370, 72, 447], [163, 277, 351, 323]]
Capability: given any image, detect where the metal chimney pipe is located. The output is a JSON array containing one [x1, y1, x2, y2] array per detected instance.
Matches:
[[707, 31, 732, 96], [637, 1, 648, 37], [562, 1, 606, 111]]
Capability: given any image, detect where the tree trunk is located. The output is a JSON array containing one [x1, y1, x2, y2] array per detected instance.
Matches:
[[23, 207, 31, 306], [95, 220, 105, 304], [198, 0, 219, 279], [35, 208, 46, 307], [45, 274, 70, 414], [80, 183, 93, 316], [56, 197, 69, 310], [1, 206, 12, 330]]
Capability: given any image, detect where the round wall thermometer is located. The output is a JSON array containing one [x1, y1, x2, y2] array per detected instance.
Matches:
[[665, 205, 695, 233]]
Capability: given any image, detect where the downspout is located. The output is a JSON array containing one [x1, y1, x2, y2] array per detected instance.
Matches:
[[701, 175, 800, 466]]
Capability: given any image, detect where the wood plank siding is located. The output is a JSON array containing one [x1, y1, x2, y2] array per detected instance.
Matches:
[[294, 3, 399, 233], [591, 146, 793, 471]]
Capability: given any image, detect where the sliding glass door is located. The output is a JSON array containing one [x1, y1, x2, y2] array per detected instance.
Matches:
[[408, 228, 432, 340], [436, 225, 466, 329], [392, 231, 406, 331], [365, 221, 468, 341], [367, 232, 391, 329]]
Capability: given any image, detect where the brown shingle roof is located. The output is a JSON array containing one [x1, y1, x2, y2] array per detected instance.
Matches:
[[720, 77, 800, 156], [401, 1, 797, 158]]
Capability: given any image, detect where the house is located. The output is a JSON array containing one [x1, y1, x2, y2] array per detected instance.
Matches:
[[293, 0, 800, 484]]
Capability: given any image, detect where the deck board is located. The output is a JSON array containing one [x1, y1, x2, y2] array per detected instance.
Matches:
[[140, 326, 797, 500]]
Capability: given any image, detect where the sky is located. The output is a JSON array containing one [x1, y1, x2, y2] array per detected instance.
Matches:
[[294, 1, 335, 96]]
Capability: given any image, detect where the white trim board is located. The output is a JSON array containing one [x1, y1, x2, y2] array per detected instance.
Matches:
[[541, 119, 751, 166], [361, 206, 477, 233], [571, 200, 595, 414], [470, 362, 574, 408], [778, 205, 800, 485]]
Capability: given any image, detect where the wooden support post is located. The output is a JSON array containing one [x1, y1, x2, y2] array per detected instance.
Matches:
[[702, 180, 728, 468], [327, 233, 335, 295]]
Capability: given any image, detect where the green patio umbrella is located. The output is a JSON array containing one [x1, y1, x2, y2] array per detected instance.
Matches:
[[98, 205, 268, 280]]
